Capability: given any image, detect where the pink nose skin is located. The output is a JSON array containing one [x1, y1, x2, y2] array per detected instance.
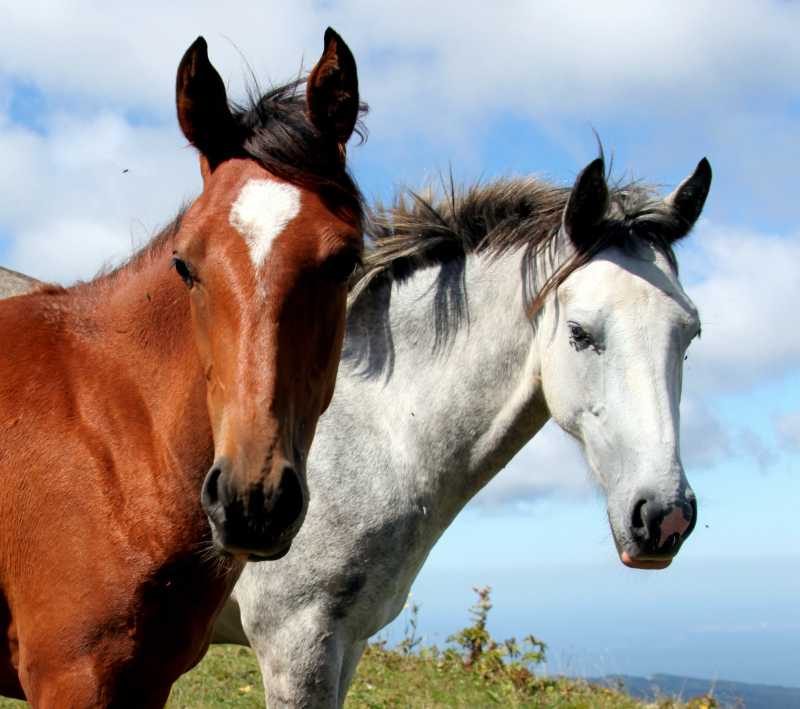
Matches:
[[658, 507, 691, 547]]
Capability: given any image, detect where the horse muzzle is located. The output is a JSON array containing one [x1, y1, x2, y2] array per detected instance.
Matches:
[[615, 489, 697, 570], [201, 458, 307, 559]]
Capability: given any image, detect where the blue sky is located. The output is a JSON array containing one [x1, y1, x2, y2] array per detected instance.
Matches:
[[1, 1, 798, 688]]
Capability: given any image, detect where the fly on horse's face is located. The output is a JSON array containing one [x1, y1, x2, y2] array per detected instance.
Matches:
[[540, 157, 711, 569], [172, 30, 363, 560]]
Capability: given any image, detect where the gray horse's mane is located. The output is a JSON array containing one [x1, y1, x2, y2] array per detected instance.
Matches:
[[351, 174, 685, 311]]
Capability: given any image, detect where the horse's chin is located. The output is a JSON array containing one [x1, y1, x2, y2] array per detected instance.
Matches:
[[619, 551, 672, 570], [207, 521, 294, 563]]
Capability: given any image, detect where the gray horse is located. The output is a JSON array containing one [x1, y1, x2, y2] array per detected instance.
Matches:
[[209, 157, 712, 707]]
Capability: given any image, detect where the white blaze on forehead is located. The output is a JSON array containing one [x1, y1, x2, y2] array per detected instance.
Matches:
[[229, 179, 301, 269]]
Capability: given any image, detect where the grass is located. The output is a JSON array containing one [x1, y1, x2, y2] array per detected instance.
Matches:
[[0, 645, 715, 709], [169, 643, 716, 708], [0, 644, 716, 709], [0, 588, 721, 708], [347, 644, 694, 708], [168, 645, 266, 708]]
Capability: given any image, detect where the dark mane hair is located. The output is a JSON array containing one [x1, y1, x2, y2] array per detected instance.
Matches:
[[352, 174, 683, 313], [233, 78, 367, 224]]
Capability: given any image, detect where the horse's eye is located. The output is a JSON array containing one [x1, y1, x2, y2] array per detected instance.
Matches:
[[172, 255, 195, 288], [324, 249, 361, 284], [567, 321, 595, 352]]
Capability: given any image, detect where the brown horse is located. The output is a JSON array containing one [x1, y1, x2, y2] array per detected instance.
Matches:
[[0, 28, 363, 707]]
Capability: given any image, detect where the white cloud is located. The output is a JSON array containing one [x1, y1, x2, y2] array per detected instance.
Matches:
[[0, 2, 797, 131], [346, 0, 800, 128], [0, 2, 323, 115], [0, 2, 795, 210], [0, 109, 197, 283], [475, 421, 593, 506], [10, 218, 132, 284], [680, 222, 800, 393]]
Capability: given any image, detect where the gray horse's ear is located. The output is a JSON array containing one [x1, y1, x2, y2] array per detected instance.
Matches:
[[564, 158, 609, 250], [176, 37, 237, 168], [665, 158, 712, 238], [307, 28, 360, 147]]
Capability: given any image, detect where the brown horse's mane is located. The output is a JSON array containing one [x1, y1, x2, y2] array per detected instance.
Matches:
[[352, 174, 685, 312]]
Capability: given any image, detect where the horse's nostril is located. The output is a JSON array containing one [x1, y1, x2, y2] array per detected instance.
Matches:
[[270, 467, 305, 533], [683, 496, 698, 539], [631, 499, 647, 535], [202, 466, 223, 507]]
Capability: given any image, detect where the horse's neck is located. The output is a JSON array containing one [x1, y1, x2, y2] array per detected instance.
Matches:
[[339, 250, 550, 519]]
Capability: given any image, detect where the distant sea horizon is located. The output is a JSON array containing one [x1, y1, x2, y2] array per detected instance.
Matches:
[[592, 673, 800, 709]]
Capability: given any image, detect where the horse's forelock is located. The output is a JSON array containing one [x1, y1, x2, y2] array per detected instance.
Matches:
[[231, 78, 367, 225]]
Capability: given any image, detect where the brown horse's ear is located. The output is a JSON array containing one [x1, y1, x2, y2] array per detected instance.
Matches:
[[665, 158, 712, 239], [176, 37, 237, 168], [306, 27, 359, 147], [563, 158, 609, 250]]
